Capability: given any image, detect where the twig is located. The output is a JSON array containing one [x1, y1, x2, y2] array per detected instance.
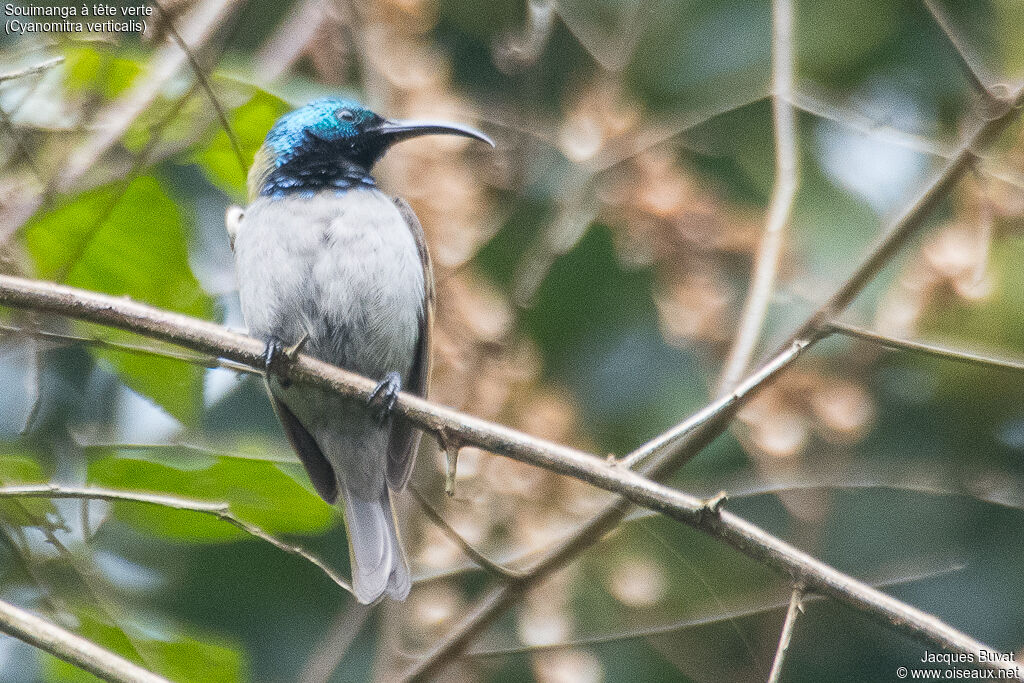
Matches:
[[58, 0, 243, 192], [402, 83, 1024, 677], [826, 321, 1024, 373], [767, 586, 804, 683], [922, 0, 998, 104], [0, 483, 353, 595], [0, 276, 1019, 679], [149, 0, 246, 179], [0, 597, 169, 683], [465, 560, 963, 657], [0, 319, 256, 374], [409, 485, 526, 582], [0, 56, 65, 83], [253, 0, 327, 83], [718, 0, 798, 393]]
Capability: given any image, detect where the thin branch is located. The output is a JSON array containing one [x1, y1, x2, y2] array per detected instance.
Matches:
[[921, 0, 997, 103], [464, 559, 964, 657], [0, 277, 1019, 680], [409, 486, 527, 582], [0, 597, 169, 683], [718, 0, 798, 393], [620, 338, 808, 469], [149, 0, 246, 179], [826, 321, 1024, 374], [58, 0, 243, 192], [0, 56, 65, 84], [0, 483, 353, 595], [403, 83, 1024, 678], [767, 587, 804, 683], [254, 0, 327, 83], [0, 320, 255, 374]]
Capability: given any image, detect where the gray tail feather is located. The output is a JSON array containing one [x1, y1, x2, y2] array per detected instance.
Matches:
[[342, 485, 411, 604]]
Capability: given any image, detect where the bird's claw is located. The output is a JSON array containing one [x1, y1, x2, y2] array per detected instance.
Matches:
[[264, 338, 294, 388], [368, 371, 401, 424], [263, 333, 310, 389]]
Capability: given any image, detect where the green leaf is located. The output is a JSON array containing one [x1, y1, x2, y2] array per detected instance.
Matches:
[[196, 89, 290, 201], [87, 454, 335, 542], [45, 611, 242, 683], [0, 452, 57, 524], [24, 177, 213, 423], [62, 45, 143, 99]]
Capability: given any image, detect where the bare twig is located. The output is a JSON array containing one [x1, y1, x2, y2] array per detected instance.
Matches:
[[465, 560, 965, 658], [922, 0, 998, 103], [767, 586, 804, 683], [0, 320, 255, 374], [0, 597, 169, 683], [718, 0, 798, 393], [59, 0, 243, 192], [254, 0, 327, 82], [826, 321, 1024, 374], [149, 0, 246, 179], [0, 56, 65, 83], [409, 486, 526, 582], [0, 276, 1017, 680], [402, 83, 1024, 678], [0, 483, 352, 595]]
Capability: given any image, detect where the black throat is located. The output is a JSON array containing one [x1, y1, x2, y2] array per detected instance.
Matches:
[[260, 153, 378, 198]]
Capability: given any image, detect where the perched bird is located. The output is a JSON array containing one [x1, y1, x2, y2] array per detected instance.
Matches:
[[229, 98, 492, 603]]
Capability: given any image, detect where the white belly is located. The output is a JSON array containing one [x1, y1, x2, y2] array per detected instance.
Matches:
[[233, 188, 425, 380]]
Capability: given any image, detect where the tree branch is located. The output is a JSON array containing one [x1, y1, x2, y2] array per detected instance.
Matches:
[[0, 597, 169, 683], [826, 321, 1024, 374], [401, 82, 1024, 678], [0, 276, 1020, 680], [718, 0, 798, 393], [0, 483, 353, 595], [767, 586, 804, 683]]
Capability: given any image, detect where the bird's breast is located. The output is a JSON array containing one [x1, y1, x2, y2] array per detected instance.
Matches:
[[234, 189, 425, 379]]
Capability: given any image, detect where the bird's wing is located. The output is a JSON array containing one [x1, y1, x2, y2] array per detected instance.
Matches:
[[266, 385, 339, 503], [386, 197, 434, 491]]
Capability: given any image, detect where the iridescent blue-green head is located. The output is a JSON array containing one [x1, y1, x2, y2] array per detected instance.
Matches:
[[248, 97, 493, 199]]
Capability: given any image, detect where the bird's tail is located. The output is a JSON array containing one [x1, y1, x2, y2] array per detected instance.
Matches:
[[342, 484, 411, 604]]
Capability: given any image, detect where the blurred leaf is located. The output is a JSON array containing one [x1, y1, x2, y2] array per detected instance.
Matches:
[[45, 611, 241, 683], [195, 89, 290, 201], [794, 0, 898, 80], [0, 452, 57, 524], [63, 45, 143, 99], [24, 177, 213, 423], [87, 454, 335, 542]]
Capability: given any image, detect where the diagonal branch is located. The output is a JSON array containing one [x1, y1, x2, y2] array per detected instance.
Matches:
[[0, 597, 169, 683], [921, 0, 998, 104], [767, 586, 804, 683], [0, 483, 353, 595], [409, 486, 527, 582], [0, 276, 1021, 681], [718, 0, 798, 393], [58, 0, 243, 193], [400, 83, 1024, 678], [826, 321, 1024, 374]]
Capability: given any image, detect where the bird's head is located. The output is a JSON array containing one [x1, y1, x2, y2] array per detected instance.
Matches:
[[249, 98, 493, 199]]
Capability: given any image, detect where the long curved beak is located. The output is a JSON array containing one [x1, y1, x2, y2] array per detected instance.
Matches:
[[373, 119, 495, 147]]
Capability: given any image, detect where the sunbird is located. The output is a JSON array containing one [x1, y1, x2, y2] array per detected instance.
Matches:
[[228, 98, 493, 603]]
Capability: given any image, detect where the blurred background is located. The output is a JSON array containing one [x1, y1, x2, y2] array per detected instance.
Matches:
[[0, 0, 1022, 680]]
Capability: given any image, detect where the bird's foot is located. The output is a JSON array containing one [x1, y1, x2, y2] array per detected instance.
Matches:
[[263, 334, 309, 389], [368, 371, 401, 424]]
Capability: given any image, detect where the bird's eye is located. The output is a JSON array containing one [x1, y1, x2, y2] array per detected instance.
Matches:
[[335, 109, 357, 123]]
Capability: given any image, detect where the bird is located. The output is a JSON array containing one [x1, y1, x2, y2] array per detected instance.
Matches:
[[228, 98, 493, 604]]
